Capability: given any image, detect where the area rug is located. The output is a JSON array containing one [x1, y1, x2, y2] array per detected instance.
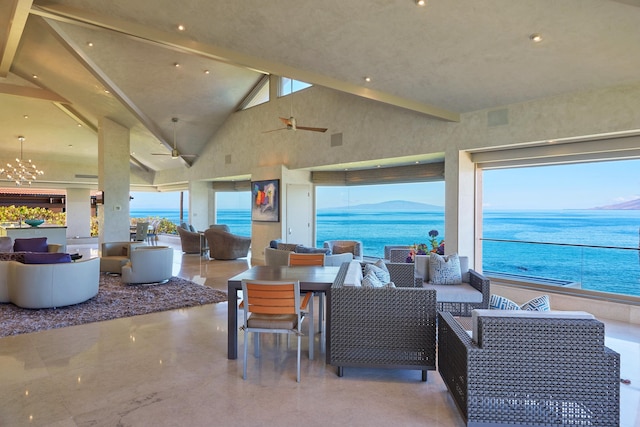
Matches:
[[0, 275, 228, 337]]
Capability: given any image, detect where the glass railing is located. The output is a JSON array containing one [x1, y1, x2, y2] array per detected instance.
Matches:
[[481, 238, 640, 298]]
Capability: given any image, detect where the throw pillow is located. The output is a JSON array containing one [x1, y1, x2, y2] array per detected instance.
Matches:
[[489, 294, 551, 311], [520, 294, 551, 311], [276, 243, 298, 252], [362, 272, 383, 288], [269, 239, 281, 249], [361, 272, 396, 288], [364, 262, 391, 283], [0, 252, 25, 262], [23, 252, 72, 264], [333, 244, 355, 256], [429, 253, 462, 285], [294, 245, 331, 255], [489, 294, 521, 310], [13, 237, 48, 253]]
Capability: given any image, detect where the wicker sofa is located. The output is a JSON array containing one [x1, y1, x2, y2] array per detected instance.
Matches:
[[438, 310, 620, 427], [328, 261, 437, 381]]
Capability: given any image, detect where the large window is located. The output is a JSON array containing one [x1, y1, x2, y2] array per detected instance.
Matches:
[[279, 77, 311, 96], [315, 182, 445, 257], [216, 191, 251, 236], [482, 159, 640, 297]]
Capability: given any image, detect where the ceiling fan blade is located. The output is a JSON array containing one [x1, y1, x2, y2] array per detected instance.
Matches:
[[279, 117, 293, 126], [152, 153, 170, 156], [262, 127, 287, 133], [180, 154, 198, 158], [296, 126, 328, 133]]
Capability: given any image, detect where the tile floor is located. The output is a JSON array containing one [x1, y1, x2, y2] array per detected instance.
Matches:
[[1, 237, 638, 426]]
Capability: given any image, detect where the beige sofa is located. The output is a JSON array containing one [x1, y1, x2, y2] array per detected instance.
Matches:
[[100, 241, 148, 274], [6, 257, 100, 309]]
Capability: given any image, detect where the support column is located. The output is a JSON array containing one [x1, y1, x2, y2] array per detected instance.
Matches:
[[445, 148, 476, 268], [98, 117, 130, 244], [65, 188, 91, 239], [189, 180, 210, 231]]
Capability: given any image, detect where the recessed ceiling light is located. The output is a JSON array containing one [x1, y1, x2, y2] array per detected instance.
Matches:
[[177, 24, 185, 31], [104, 89, 110, 94], [77, 123, 82, 127], [204, 70, 210, 75], [364, 76, 371, 83], [174, 62, 180, 68], [23, 115, 28, 119], [32, 74, 38, 79], [529, 33, 543, 43], [87, 41, 93, 47], [415, 0, 426, 6]]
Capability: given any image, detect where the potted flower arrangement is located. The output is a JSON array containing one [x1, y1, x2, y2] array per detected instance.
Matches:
[[406, 229, 445, 262]]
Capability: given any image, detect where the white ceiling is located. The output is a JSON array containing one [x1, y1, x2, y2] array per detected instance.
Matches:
[[1, 0, 640, 180]]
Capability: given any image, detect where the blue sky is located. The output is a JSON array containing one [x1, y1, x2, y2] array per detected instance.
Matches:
[[130, 159, 640, 211]]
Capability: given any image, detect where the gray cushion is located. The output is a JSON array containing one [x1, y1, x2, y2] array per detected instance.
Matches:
[[294, 245, 330, 255]]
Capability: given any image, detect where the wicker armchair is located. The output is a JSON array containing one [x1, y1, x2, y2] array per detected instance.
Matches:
[[204, 226, 251, 260], [438, 310, 620, 427], [176, 226, 206, 254], [328, 262, 437, 381]]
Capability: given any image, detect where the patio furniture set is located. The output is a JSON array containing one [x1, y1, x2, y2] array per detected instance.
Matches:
[[231, 250, 621, 426]]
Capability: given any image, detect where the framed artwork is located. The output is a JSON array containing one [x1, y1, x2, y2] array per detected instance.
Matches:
[[251, 179, 280, 222]]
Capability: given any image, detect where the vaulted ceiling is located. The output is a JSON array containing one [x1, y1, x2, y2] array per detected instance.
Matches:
[[1, 0, 639, 186]]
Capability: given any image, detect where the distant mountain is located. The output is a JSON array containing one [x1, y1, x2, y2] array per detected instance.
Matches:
[[593, 198, 640, 210], [322, 200, 443, 211]]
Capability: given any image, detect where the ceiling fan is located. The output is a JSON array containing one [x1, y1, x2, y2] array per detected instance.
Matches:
[[152, 117, 198, 160], [263, 79, 328, 134]]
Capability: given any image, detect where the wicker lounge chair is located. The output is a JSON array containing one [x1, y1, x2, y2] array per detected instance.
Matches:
[[328, 261, 437, 381], [437, 310, 620, 427]]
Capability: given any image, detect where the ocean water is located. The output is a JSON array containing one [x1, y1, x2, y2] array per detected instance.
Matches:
[[132, 208, 640, 297], [131, 209, 189, 226]]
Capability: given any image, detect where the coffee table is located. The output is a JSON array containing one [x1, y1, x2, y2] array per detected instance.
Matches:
[[227, 265, 340, 360]]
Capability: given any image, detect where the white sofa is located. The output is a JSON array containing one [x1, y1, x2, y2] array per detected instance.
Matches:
[[5, 257, 100, 309], [264, 246, 353, 267], [121, 246, 174, 284]]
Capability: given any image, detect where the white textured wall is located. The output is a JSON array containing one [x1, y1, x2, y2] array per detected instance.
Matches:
[[98, 118, 131, 244]]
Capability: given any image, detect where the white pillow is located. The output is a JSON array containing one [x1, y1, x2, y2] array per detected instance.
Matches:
[[429, 253, 462, 285], [365, 262, 391, 283], [361, 272, 395, 288]]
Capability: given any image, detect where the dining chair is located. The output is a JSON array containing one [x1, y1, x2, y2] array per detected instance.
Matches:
[[131, 222, 149, 242], [288, 252, 326, 340], [240, 280, 312, 382], [146, 219, 159, 245], [287, 252, 326, 266]]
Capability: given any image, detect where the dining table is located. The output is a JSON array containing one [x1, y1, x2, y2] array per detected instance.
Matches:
[[227, 265, 340, 361]]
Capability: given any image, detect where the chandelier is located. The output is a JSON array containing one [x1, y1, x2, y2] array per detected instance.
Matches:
[[0, 136, 44, 186]]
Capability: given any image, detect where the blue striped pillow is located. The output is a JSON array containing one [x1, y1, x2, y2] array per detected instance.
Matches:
[[489, 294, 521, 310], [520, 295, 551, 311]]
